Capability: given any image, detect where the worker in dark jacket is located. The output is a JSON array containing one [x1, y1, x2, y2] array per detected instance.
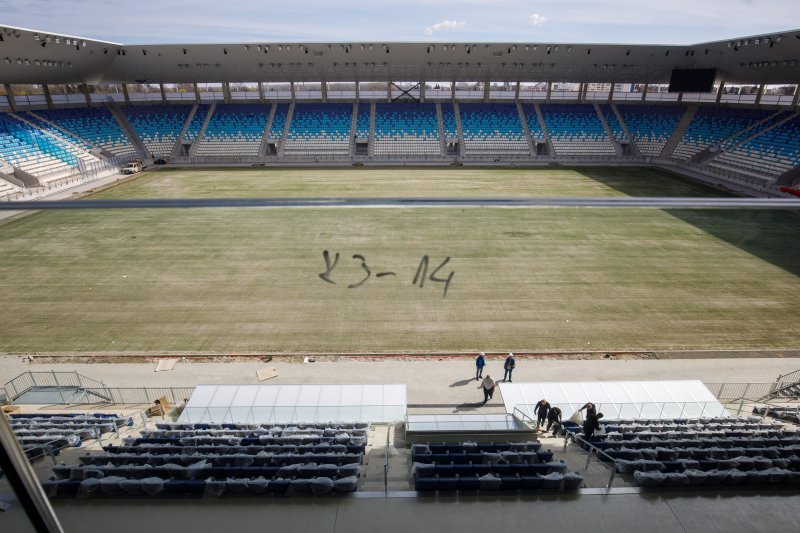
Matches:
[[475, 352, 486, 381], [579, 402, 597, 417], [582, 412, 604, 441], [547, 406, 562, 435], [533, 399, 550, 429]]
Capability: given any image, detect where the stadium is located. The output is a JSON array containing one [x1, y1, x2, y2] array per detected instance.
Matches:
[[0, 11, 799, 533]]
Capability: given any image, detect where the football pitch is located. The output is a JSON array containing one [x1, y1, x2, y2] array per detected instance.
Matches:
[[0, 166, 799, 354]]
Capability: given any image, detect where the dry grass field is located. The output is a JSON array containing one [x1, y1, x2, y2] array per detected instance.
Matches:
[[0, 166, 798, 353]]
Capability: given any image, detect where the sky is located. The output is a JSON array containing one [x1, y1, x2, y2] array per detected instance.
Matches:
[[2, 0, 798, 45]]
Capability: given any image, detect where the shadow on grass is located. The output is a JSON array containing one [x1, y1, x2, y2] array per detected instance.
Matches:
[[579, 166, 800, 277]]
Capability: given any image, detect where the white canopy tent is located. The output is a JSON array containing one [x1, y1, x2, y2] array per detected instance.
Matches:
[[500, 380, 728, 421], [178, 384, 406, 424]]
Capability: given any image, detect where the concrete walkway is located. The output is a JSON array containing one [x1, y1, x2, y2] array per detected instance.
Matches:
[[2, 356, 798, 411]]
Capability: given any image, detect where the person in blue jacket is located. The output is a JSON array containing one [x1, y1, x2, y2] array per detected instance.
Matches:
[[475, 352, 486, 381]]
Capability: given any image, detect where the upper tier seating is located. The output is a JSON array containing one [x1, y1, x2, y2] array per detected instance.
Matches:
[[283, 103, 352, 156], [195, 104, 271, 157], [459, 103, 529, 156], [521, 105, 545, 141], [42, 422, 367, 498], [540, 104, 615, 156], [440, 103, 458, 140], [182, 104, 210, 144], [33, 107, 137, 159], [617, 105, 686, 157], [0, 113, 87, 181], [125, 105, 192, 158], [708, 113, 800, 180], [373, 103, 440, 156], [599, 105, 626, 141], [10, 413, 132, 460], [355, 103, 371, 140], [411, 440, 584, 491], [673, 107, 774, 160], [568, 415, 800, 487]]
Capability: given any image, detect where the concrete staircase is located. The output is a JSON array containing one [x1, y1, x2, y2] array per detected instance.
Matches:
[[277, 102, 294, 157], [610, 104, 640, 156], [452, 102, 465, 157], [368, 102, 376, 157], [258, 103, 277, 156], [349, 102, 359, 157], [594, 103, 623, 156], [517, 101, 535, 156], [717, 110, 792, 152], [188, 102, 216, 157], [436, 103, 447, 156], [109, 105, 148, 159], [533, 103, 554, 155], [659, 105, 698, 158], [170, 104, 198, 159]]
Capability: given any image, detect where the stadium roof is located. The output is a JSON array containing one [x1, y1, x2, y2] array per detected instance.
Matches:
[[0, 24, 799, 85]]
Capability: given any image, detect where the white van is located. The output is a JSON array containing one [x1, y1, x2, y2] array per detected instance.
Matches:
[[122, 161, 142, 174]]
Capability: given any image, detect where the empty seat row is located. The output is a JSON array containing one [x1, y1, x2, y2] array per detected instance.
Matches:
[[54, 461, 360, 481], [415, 471, 583, 492], [42, 474, 358, 498]]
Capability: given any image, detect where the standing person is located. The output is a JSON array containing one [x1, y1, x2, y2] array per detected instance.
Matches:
[[478, 375, 496, 404], [582, 412, 604, 441], [503, 353, 516, 382], [475, 352, 486, 381], [534, 399, 551, 430], [547, 406, 563, 436], [579, 402, 597, 417]]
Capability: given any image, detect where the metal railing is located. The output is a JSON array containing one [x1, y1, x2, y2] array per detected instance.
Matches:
[[3, 371, 110, 402], [562, 429, 619, 489], [2, 372, 194, 406], [704, 382, 776, 401], [776, 368, 800, 387], [81, 387, 195, 406]]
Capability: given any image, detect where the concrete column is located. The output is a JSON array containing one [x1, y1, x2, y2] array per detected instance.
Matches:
[[159, 83, 167, 104], [258, 82, 265, 103], [483, 81, 490, 103], [607, 83, 614, 104], [716, 81, 726, 104], [577, 82, 584, 103], [546, 81, 552, 103], [122, 84, 130, 104], [641, 83, 648, 102], [791, 83, 800, 109], [290, 81, 296, 101], [42, 84, 54, 109], [355, 82, 360, 101], [321, 81, 328, 103], [386, 81, 392, 103], [419, 82, 425, 103], [514, 81, 520, 102], [450, 81, 455, 102], [754, 83, 766, 106], [193, 83, 200, 103], [677, 90, 683, 104], [3, 84, 16, 111], [223, 82, 231, 103]]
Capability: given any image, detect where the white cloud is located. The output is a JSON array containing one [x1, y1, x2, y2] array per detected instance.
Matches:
[[424, 20, 466, 36], [529, 13, 547, 27]]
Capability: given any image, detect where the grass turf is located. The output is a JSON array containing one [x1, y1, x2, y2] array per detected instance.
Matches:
[[0, 166, 798, 353]]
